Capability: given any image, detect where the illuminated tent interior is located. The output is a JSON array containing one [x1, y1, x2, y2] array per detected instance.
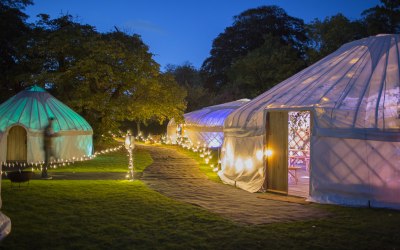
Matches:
[[220, 34, 400, 209], [167, 99, 250, 148], [0, 85, 93, 164]]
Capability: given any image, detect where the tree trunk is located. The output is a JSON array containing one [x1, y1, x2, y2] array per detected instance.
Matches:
[[136, 121, 141, 136]]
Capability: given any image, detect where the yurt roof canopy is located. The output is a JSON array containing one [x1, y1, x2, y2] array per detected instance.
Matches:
[[184, 99, 250, 128], [0, 85, 92, 132], [225, 34, 400, 140]]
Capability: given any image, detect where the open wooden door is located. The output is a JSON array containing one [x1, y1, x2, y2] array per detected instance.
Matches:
[[266, 111, 288, 193], [7, 125, 27, 162]]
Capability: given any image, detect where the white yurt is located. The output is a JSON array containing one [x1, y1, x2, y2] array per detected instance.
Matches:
[[0, 85, 93, 163], [167, 99, 250, 148], [220, 34, 400, 209]]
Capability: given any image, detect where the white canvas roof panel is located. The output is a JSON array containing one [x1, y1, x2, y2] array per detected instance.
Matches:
[[225, 34, 400, 141], [220, 35, 400, 209]]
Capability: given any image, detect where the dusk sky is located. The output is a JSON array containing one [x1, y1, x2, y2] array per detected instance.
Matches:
[[25, 0, 380, 70]]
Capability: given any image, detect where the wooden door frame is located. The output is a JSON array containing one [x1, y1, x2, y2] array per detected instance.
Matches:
[[265, 111, 289, 194], [263, 109, 314, 196], [6, 125, 28, 163]]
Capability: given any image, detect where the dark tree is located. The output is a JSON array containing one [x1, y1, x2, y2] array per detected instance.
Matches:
[[0, 1, 34, 102], [362, 0, 400, 34], [200, 5, 308, 92], [0, 0, 32, 9], [227, 35, 306, 99], [165, 62, 213, 112], [32, 15, 186, 141], [307, 14, 367, 62]]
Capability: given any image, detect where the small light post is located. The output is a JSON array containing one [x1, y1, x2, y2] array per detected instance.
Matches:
[[125, 130, 135, 180]]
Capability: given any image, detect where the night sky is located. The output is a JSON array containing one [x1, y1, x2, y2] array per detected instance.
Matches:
[[25, 0, 380, 70]]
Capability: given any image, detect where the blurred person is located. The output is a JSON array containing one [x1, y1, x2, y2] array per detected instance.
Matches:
[[42, 117, 58, 179]]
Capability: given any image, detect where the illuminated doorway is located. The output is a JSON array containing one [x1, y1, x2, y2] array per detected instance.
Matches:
[[266, 111, 311, 197], [288, 111, 311, 197]]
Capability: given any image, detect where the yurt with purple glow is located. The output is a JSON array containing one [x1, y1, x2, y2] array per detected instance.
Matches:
[[167, 99, 250, 148], [220, 34, 400, 209]]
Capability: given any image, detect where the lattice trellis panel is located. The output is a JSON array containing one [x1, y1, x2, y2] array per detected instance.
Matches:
[[288, 111, 311, 152], [288, 111, 311, 172]]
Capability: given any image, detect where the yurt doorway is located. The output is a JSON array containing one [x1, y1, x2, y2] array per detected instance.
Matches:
[[7, 125, 27, 162], [266, 111, 311, 197]]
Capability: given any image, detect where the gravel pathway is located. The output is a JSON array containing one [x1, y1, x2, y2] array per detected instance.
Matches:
[[141, 144, 328, 225]]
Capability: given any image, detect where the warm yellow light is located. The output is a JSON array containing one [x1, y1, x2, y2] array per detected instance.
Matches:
[[265, 149, 273, 157], [245, 158, 253, 171], [256, 150, 263, 161], [349, 58, 359, 64], [235, 158, 244, 172]]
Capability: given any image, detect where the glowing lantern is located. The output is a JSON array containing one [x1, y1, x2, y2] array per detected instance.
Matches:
[[256, 150, 263, 161], [245, 158, 253, 171], [265, 149, 273, 157], [235, 158, 244, 172]]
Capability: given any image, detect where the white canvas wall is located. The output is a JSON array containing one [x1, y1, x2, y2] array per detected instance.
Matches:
[[167, 99, 250, 147], [219, 134, 265, 192], [310, 136, 400, 208], [220, 35, 400, 209], [0, 130, 92, 164]]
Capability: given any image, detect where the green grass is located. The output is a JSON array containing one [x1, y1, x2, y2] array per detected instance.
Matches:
[[1, 145, 400, 249], [46, 148, 152, 173], [162, 144, 222, 183]]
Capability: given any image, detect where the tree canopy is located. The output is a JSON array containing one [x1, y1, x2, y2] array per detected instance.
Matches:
[[0, 0, 398, 140], [307, 14, 367, 62], [0, 10, 186, 142], [362, 0, 400, 34], [200, 5, 308, 92], [226, 35, 306, 99], [0, 0, 34, 101], [200, 0, 399, 104], [165, 62, 213, 112]]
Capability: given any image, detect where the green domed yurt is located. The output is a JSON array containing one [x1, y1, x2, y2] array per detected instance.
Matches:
[[0, 85, 93, 164]]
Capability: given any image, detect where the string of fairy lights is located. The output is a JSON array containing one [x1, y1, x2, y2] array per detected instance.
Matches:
[[2, 129, 219, 180], [168, 136, 219, 172], [1, 146, 122, 173], [133, 131, 219, 172]]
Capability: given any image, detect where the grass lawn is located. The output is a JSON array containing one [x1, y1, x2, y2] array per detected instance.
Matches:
[[45, 148, 153, 173], [1, 145, 400, 249], [161, 144, 222, 183]]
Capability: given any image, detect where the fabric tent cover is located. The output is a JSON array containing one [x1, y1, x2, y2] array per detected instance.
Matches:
[[167, 99, 250, 147], [220, 34, 400, 209], [0, 85, 93, 163]]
